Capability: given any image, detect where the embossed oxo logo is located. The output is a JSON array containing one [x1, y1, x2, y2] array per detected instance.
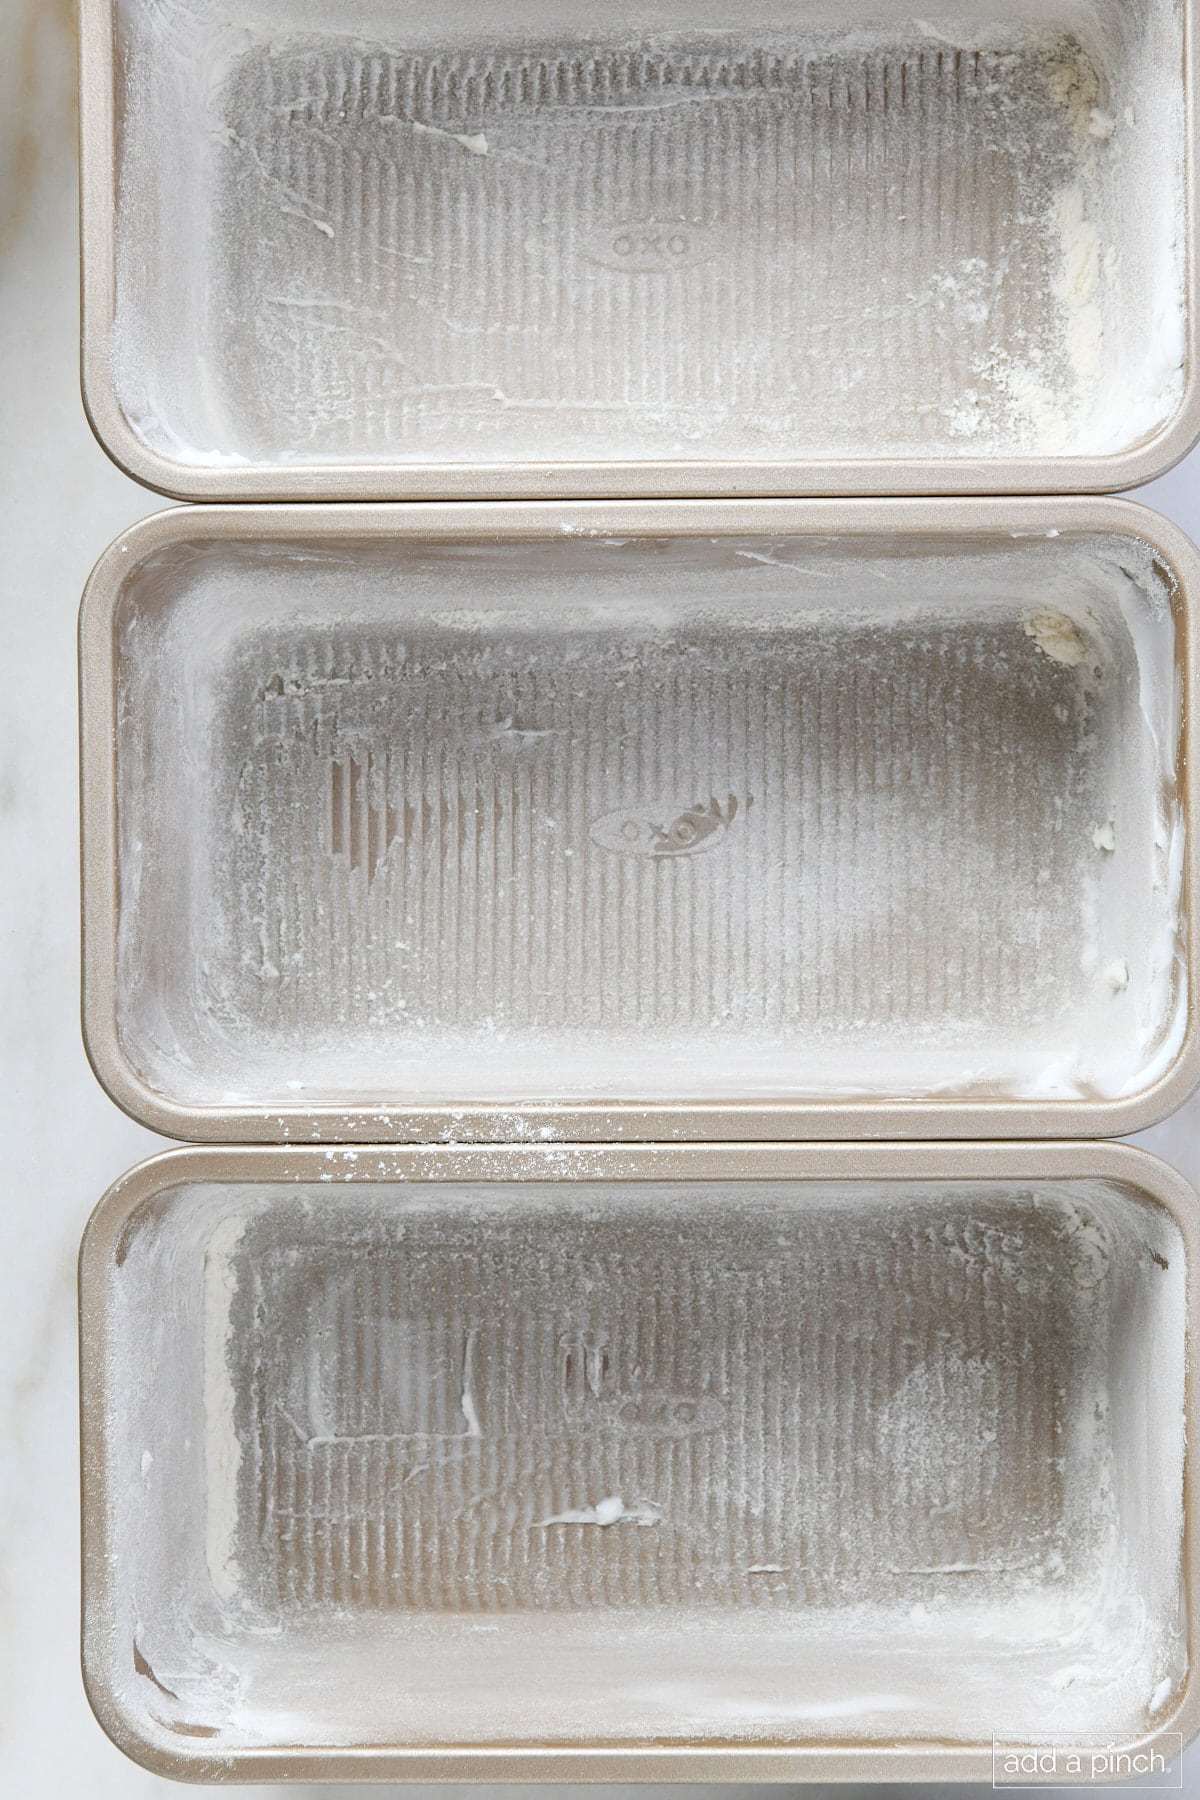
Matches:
[[585, 219, 717, 273], [590, 794, 748, 860]]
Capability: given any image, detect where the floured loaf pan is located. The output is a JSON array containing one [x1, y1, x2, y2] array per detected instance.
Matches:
[[79, 1142, 1198, 1782], [80, 0, 1198, 500], [79, 499, 1199, 1143]]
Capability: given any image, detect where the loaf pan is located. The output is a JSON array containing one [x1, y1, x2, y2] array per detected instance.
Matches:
[[79, 498, 1200, 1143], [80, 0, 1199, 500], [79, 1140, 1198, 1782]]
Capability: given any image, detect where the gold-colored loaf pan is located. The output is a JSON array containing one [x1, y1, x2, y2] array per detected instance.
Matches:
[[79, 1142, 1198, 1781], [79, 499, 1199, 1142], [80, 0, 1200, 499]]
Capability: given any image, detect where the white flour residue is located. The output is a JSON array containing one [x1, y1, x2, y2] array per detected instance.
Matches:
[[1022, 609, 1089, 666], [1150, 1676, 1175, 1714], [460, 1326, 483, 1437], [204, 1213, 247, 1602], [980, 33, 1184, 456], [1054, 183, 1104, 395], [1104, 959, 1131, 993], [536, 1496, 662, 1528], [408, 120, 488, 155]]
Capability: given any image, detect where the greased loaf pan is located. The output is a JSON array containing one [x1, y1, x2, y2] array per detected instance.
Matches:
[[79, 499, 1199, 1142], [80, 0, 1199, 499], [79, 1142, 1198, 1782]]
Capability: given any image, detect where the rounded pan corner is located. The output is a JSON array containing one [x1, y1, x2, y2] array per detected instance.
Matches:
[[1098, 371, 1200, 497], [78, 1145, 213, 1291], [1096, 1037, 1200, 1143], [77, 503, 232, 693], [1161, 1673, 1200, 1771], [80, 1656, 229, 1786], [79, 343, 230, 506], [1078, 490, 1200, 573], [78, 1006, 212, 1146], [1083, 1136, 1200, 1245]]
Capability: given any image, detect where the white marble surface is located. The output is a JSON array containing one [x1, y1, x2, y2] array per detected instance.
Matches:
[[0, 1, 1197, 1793]]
